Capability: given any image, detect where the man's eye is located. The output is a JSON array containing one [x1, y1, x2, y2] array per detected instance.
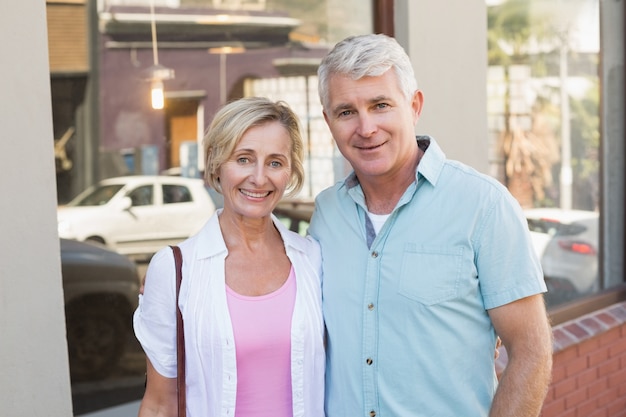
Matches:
[[338, 110, 352, 117], [376, 103, 389, 110]]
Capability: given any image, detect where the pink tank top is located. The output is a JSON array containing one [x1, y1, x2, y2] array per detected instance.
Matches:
[[226, 266, 296, 417]]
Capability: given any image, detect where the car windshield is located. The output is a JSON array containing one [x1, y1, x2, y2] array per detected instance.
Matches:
[[70, 184, 124, 206]]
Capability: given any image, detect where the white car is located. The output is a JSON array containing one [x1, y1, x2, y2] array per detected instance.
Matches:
[[57, 175, 216, 258], [525, 208, 599, 297]]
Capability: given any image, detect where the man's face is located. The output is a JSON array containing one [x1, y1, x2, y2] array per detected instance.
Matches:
[[323, 69, 423, 183]]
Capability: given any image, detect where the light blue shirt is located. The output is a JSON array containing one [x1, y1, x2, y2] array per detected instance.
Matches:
[[309, 136, 546, 417]]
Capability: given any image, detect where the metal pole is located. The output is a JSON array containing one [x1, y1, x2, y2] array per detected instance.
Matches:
[[559, 32, 572, 210], [150, 0, 159, 66], [220, 52, 226, 104]]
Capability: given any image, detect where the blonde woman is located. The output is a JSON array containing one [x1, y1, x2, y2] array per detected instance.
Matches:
[[134, 97, 325, 417]]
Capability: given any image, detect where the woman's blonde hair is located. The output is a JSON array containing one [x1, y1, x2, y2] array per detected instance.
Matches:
[[203, 97, 305, 197]]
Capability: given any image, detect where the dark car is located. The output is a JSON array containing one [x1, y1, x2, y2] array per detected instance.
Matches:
[[61, 238, 140, 381], [273, 199, 315, 236]]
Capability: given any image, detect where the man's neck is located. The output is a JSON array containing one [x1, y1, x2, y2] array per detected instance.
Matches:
[[360, 147, 424, 215]]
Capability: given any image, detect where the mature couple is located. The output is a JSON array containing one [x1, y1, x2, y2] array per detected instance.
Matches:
[[134, 34, 553, 417]]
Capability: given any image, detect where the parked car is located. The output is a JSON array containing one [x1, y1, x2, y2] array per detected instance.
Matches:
[[57, 175, 216, 258], [524, 208, 599, 296], [61, 238, 140, 381], [273, 199, 315, 236]]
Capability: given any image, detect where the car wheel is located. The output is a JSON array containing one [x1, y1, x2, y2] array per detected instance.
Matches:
[[65, 296, 129, 382], [85, 236, 106, 246]]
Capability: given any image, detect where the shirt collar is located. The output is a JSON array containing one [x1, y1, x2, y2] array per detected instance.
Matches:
[[415, 135, 446, 187], [194, 209, 308, 260]]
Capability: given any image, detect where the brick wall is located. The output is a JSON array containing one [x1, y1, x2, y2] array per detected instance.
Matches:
[[497, 302, 626, 416]]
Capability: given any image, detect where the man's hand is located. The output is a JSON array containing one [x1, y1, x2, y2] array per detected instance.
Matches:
[[139, 274, 146, 295], [494, 336, 502, 360]]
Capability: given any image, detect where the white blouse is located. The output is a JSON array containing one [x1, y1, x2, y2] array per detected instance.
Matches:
[[134, 211, 325, 417]]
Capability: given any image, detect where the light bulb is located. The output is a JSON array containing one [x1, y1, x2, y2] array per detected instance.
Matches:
[[151, 80, 164, 110]]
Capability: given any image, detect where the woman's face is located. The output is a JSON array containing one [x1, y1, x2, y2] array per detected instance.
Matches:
[[218, 121, 292, 220]]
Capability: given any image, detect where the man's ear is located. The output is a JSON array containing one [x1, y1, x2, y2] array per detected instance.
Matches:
[[412, 90, 424, 122]]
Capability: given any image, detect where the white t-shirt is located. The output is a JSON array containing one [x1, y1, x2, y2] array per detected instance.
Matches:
[[367, 211, 391, 234]]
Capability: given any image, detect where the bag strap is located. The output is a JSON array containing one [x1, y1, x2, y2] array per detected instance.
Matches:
[[170, 245, 186, 417]]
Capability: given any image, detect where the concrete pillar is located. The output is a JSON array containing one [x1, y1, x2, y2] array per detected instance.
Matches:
[[0, 1, 73, 416]]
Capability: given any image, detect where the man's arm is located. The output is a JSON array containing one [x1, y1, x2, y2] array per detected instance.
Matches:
[[488, 294, 553, 417]]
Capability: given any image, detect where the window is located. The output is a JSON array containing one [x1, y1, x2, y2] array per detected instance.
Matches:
[[71, 184, 124, 206], [57, 1, 375, 414], [48, 1, 625, 414], [163, 184, 192, 203], [128, 185, 153, 206], [486, 0, 609, 308]]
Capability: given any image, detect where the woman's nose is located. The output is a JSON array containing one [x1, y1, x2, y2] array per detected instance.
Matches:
[[249, 164, 267, 185]]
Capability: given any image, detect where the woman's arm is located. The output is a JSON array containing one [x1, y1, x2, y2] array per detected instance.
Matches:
[[138, 358, 178, 417]]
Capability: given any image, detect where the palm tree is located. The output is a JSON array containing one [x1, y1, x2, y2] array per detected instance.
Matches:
[[488, 0, 560, 207]]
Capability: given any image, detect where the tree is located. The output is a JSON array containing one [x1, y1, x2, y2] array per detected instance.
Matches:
[[488, 0, 569, 208]]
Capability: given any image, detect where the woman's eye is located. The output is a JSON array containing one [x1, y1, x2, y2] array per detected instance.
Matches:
[[237, 157, 249, 164], [270, 160, 282, 168]]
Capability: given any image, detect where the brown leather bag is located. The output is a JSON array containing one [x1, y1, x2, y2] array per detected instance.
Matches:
[[170, 245, 186, 417]]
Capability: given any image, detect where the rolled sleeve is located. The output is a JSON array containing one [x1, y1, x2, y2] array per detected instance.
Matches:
[[133, 248, 178, 378]]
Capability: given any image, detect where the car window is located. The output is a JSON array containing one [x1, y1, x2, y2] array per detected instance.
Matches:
[[127, 185, 153, 206], [73, 184, 123, 206], [527, 218, 559, 236], [163, 184, 192, 204], [527, 217, 588, 237], [555, 222, 587, 237]]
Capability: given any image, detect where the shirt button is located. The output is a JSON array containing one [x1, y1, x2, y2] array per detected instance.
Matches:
[[368, 303, 374, 310], [366, 358, 373, 365], [370, 411, 377, 417], [371, 251, 378, 258]]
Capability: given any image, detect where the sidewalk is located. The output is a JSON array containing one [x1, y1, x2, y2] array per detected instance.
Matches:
[[76, 401, 140, 417]]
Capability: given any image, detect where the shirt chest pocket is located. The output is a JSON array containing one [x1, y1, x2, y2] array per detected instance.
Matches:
[[397, 245, 464, 306]]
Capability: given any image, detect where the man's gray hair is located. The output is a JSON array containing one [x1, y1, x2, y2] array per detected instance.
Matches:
[[317, 33, 418, 111]]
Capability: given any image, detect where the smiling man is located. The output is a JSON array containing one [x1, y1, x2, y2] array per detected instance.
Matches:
[[309, 33, 553, 417]]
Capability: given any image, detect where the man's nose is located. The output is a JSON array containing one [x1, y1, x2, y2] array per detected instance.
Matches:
[[357, 113, 377, 137]]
